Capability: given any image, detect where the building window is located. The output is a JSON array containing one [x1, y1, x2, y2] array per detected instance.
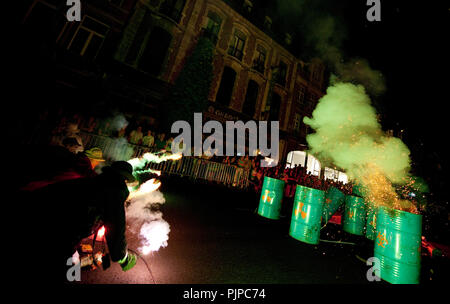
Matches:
[[312, 66, 322, 83], [307, 93, 317, 110], [68, 16, 109, 60], [275, 61, 287, 86], [242, 80, 259, 117], [253, 45, 266, 74], [293, 113, 301, 133], [324, 167, 348, 184], [216, 66, 237, 106], [286, 151, 307, 169], [138, 27, 172, 76], [268, 93, 281, 121], [204, 11, 222, 45], [297, 85, 306, 105], [306, 154, 321, 177], [228, 29, 246, 61], [124, 9, 152, 65], [159, 0, 186, 23]]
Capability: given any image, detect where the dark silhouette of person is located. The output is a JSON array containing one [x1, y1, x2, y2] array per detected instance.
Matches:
[[25, 161, 137, 283]]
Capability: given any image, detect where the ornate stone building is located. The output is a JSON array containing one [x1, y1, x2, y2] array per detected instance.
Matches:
[[21, 0, 327, 162]]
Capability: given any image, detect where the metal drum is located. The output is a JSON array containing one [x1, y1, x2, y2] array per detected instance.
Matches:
[[257, 177, 285, 220], [343, 195, 367, 235], [352, 183, 368, 198], [289, 185, 325, 245], [374, 206, 422, 284], [365, 202, 378, 240], [322, 187, 345, 224]]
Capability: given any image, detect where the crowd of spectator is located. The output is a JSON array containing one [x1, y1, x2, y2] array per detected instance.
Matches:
[[49, 111, 175, 153], [36, 110, 355, 197], [246, 158, 354, 197]]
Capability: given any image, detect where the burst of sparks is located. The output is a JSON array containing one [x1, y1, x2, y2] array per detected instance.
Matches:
[[355, 163, 419, 214]]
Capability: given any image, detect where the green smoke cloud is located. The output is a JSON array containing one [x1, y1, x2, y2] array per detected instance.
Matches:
[[303, 82, 411, 185]]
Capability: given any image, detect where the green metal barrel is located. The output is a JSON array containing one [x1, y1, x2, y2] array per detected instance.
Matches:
[[343, 195, 367, 235], [257, 177, 285, 220], [352, 183, 368, 198], [365, 202, 378, 240], [374, 206, 422, 284], [322, 187, 345, 224], [289, 185, 325, 245]]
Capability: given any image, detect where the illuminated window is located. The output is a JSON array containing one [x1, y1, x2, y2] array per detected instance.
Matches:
[[228, 30, 246, 61], [306, 154, 321, 177], [324, 167, 348, 184], [286, 151, 306, 169], [68, 16, 109, 60]]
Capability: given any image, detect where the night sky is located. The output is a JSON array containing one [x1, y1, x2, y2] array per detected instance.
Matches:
[[340, 1, 448, 197], [266, 0, 448, 198]]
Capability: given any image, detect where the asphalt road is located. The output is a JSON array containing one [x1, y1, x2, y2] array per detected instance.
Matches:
[[75, 176, 445, 285]]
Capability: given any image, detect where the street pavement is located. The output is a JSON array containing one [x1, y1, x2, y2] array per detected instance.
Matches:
[[75, 176, 445, 284]]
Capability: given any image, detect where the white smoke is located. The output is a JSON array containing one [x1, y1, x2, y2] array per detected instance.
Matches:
[[126, 188, 171, 254], [139, 220, 170, 255], [104, 137, 134, 162], [110, 114, 129, 132]]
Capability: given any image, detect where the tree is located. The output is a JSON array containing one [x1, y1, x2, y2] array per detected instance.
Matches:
[[163, 36, 215, 131]]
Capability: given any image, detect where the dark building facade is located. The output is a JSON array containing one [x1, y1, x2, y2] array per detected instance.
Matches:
[[21, 0, 327, 162]]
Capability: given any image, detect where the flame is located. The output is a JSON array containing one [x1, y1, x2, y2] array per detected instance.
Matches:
[[142, 152, 182, 163], [97, 225, 105, 239], [128, 178, 161, 199], [128, 152, 182, 172], [125, 152, 180, 255]]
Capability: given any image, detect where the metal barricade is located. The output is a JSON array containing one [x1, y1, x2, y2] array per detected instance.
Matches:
[[142, 156, 250, 189], [50, 132, 251, 189]]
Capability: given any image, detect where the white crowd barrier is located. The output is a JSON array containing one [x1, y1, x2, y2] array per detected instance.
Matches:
[[50, 132, 250, 189]]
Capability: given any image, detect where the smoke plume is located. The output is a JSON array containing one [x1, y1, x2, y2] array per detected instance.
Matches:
[[275, 0, 385, 95], [303, 82, 416, 210]]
